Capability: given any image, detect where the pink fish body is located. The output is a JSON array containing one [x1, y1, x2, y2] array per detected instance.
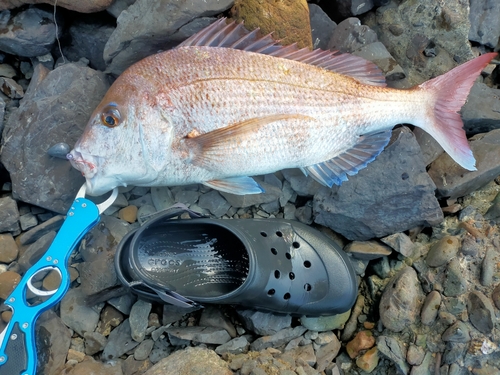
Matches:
[[68, 18, 496, 196]]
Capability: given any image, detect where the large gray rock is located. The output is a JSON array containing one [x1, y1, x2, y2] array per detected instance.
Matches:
[[103, 0, 234, 75], [313, 127, 443, 240], [428, 129, 500, 200], [309, 4, 336, 50], [469, 0, 500, 48], [462, 83, 500, 135], [1, 63, 109, 214]]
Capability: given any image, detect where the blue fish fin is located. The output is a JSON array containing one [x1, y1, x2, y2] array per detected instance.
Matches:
[[203, 177, 264, 195], [177, 18, 386, 87], [305, 130, 392, 187]]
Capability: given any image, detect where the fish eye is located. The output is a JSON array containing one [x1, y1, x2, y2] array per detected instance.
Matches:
[[100, 107, 121, 128]]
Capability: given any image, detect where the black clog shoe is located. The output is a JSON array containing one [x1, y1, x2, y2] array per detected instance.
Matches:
[[115, 206, 357, 316]]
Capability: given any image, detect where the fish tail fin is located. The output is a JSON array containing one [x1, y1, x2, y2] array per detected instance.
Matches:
[[416, 52, 496, 171]]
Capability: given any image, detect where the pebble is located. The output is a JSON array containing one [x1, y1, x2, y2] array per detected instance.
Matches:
[[426, 235, 460, 267], [0, 196, 20, 233], [467, 291, 495, 334], [0, 77, 24, 98], [151, 186, 175, 211], [346, 330, 375, 359], [42, 269, 62, 291], [96, 304, 124, 336], [420, 290, 442, 325], [67, 348, 86, 363], [84, 331, 108, 356], [356, 347, 379, 373], [443, 258, 468, 297], [47, 142, 71, 159], [441, 321, 470, 342], [344, 241, 392, 260], [236, 309, 291, 336], [165, 326, 231, 345], [118, 205, 138, 223], [129, 299, 152, 342], [492, 284, 500, 309], [0, 233, 18, 263], [250, 326, 307, 352], [19, 213, 37, 231], [461, 234, 481, 256], [380, 232, 415, 257], [102, 319, 140, 361], [315, 337, 341, 372], [376, 336, 409, 375], [215, 336, 250, 355], [134, 339, 155, 361], [0, 270, 21, 299], [406, 343, 425, 366], [480, 248, 496, 286]]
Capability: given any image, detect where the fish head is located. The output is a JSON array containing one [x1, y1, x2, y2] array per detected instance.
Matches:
[[68, 75, 167, 196]]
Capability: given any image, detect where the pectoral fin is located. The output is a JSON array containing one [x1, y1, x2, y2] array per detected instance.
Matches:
[[203, 176, 264, 195]]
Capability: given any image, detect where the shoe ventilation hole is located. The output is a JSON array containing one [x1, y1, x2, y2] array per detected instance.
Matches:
[[304, 260, 311, 268], [283, 293, 291, 300], [292, 241, 300, 248], [304, 283, 312, 291], [271, 247, 277, 255], [268, 289, 275, 296], [289, 272, 295, 280], [276, 231, 283, 237], [285, 252, 291, 260], [260, 231, 267, 237], [274, 270, 280, 279]]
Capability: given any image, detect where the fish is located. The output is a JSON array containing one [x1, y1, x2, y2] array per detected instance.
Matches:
[[67, 18, 497, 197]]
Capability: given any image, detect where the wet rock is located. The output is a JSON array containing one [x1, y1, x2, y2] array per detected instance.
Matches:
[[377, 336, 409, 374], [19, 212, 37, 231], [104, 0, 232, 76], [0, 7, 61, 57], [380, 233, 414, 257], [47, 142, 71, 159], [250, 326, 307, 351], [18, 215, 64, 245], [129, 299, 152, 342], [102, 319, 140, 360], [442, 321, 470, 342], [215, 336, 250, 355], [309, 4, 336, 50], [36, 310, 72, 375], [0, 0, 114, 13], [0, 196, 19, 233], [84, 331, 108, 356], [144, 346, 232, 375], [467, 291, 495, 334], [346, 330, 375, 359], [327, 18, 378, 53], [426, 236, 460, 267], [469, 0, 500, 48], [429, 129, 500, 200], [1, 63, 109, 214], [336, 0, 374, 17], [379, 267, 424, 332], [314, 127, 443, 240], [420, 290, 441, 325], [60, 287, 102, 336], [231, 0, 312, 49], [198, 190, 230, 217], [0, 233, 18, 262], [462, 83, 500, 135], [165, 326, 231, 345], [344, 240, 392, 260]]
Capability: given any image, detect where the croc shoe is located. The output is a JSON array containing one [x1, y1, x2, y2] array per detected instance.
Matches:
[[115, 207, 357, 316]]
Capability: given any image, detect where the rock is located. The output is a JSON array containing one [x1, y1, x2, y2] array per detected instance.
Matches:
[[379, 267, 424, 332], [108, 293, 137, 315], [221, 180, 282, 208], [151, 187, 175, 211], [346, 331, 376, 359], [337, 0, 374, 17], [0, 77, 23, 98], [134, 339, 155, 361], [0, 0, 114, 13], [406, 344, 425, 366], [380, 233, 415, 257], [356, 347, 379, 373], [344, 241, 392, 260], [19, 212, 37, 231], [0, 233, 18, 262], [300, 310, 350, 332], [481, 247, 496, 286], [67, 349, 86, 363], [462, 83, 500, 135], [0, 196, 19, 233], [314, 128, 442, 240], [0, 63, 16, 78], [215, 336, 250, 355], [0, 270, 20, 299], [231, 0, 312, 49], [18, 215, 64, 245], [199, 306, 237, 338], [118, 205, 138, 223], [123, 356, 153, 375], [163, 304, 200, 325], [309, 4, 336, 50], [443, 258, 468, 297], [198, 190, 230, 217], [426, 236, 460, 267], [129, 299, 152, 342], [144, 346, 232, 375], [104, 0, 233, 76], [236, 309, 291, 336], [492, 284, 500, 310], [250, 326, 307, 351], [0, 7, 61, 57], [59, 357, 123, 375], [60, 287, 101, 337], [1, 63, 109, 214], [420, 290, 441, 325], [315, 337, 341, 372], [102, 319, 140, 360], [281, 169, 323, 197], [96, 305, 125, 337], [410, 351, 434, 375], [165, 326, 231, 345], [84, 331, 108, 356], [47, 142, 71, 159], [469, 0, 500, 47], [107, 0, 136, 18], [467, 291, 495, 334], [429, 129, 500, 200], [149, 339, 173, 364], [376, 336, 409, 375], [442, 321, 470, 342], [327, 18, 378, 53], [18, 231, 56, 271]]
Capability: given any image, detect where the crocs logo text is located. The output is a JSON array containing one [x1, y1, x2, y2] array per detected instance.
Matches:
[[148, 258, 181, 267]]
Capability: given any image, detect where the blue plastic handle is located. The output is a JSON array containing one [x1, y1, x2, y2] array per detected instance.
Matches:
[[0, 197, 100, 375]]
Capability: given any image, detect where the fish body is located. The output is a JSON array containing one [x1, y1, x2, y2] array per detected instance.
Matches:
[[68, 19, 496, 196]]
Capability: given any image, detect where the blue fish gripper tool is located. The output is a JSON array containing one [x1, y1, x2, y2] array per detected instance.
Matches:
[[0, 184, 118, 375]]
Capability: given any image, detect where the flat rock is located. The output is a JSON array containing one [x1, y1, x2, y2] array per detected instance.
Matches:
[[379, 267, 424, 332], [469, 0, 500, 47], [144, 346, 232, 375], [376, 336, 409, 375], [18, 215, 64, 245], [344, 240, 392, 260], [428, 129, 500, 200], [1, 63, 109, 214], [215, 336, 250, 355], [236, 309, 291, 336], [462, 83, 500, 135], [467, 291, 495, 334], [314, 127, 443, 240], [0, 196, 19, 233], [315, 336, 341, 372], [129, 299, 152, 342], [60, 287, 101, 337], [420, 290, 441, 325], [443, 258, 468, 297], [442, 321, 470, 343], [165, 326, 231, 345], [102, 319, 140, 360], [426, 236, 460, 267], [380, 233, 415, 257], [84, 331, 108, 356], [250, 326, 307, 351], [198, 190, 230, 217]]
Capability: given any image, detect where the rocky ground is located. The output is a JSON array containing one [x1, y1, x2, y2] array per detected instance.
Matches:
[[0, 0, 500, 374]]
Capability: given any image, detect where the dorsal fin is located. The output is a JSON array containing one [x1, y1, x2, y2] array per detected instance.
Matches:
[[178, 18, 386, 87]]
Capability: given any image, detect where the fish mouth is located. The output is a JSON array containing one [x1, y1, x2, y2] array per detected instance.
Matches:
[[67, 149, 98, 178]]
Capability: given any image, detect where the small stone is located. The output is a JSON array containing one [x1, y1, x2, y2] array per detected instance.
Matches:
[[123, 356, 153, 375], [0, 270, 21, 299], [134, 339, 154, 361], [288, 343, 316, 366], [0, 233, 19, 263], [47, 142, 71, 159], [314, 331, 336, 345], [467, 291, 495, 334], [215, 336, 250, 355], [102, 319, 140, 361], [250, 326, 307, 352], [0, 196, 19, 233], [198, 190, 230, 217], [443, 258, 467, 297], [96, 305, 124, 336], [492, 284, 500, 309], [426, 236, 460, 267], [461, 234, 480, 256], [315, 336, 341, 372], [236, 309, 291, 336], [165, 326, 231, 345], [60, 287, 101, 337], [480, 248, 496, 286], [442, 321, 470, 342], [344, 241, 392, 260], [148, 313, 161, 329], [1, 310, 11, 323], [84, 331, 108, 356], [42, 269, 61, 292], [420, 290, 442, 325], [67, 348, 86, 363], [346, 331, 376, 358], [151, 186, 175, 211], [199, 306, 237, 338], [356, 347, 379, 373], [406, 344, 425, 366], [0, 77, 23, 98], [380, 233, 415, 257], [376, 336, 409, 375], [118, 205, 138, 223], [129, 299, 152, 342], [18, 215, 64, 245]]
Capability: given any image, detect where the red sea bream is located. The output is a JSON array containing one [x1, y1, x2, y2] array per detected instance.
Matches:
[[68, 18, 496, 196]]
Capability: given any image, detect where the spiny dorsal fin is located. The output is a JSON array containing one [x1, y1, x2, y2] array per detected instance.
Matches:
[[178, 18, 386, 87]]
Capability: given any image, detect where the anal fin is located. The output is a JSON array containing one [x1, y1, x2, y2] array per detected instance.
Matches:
[[305, 130, 392, 187], [203, 176, 264, 195]]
